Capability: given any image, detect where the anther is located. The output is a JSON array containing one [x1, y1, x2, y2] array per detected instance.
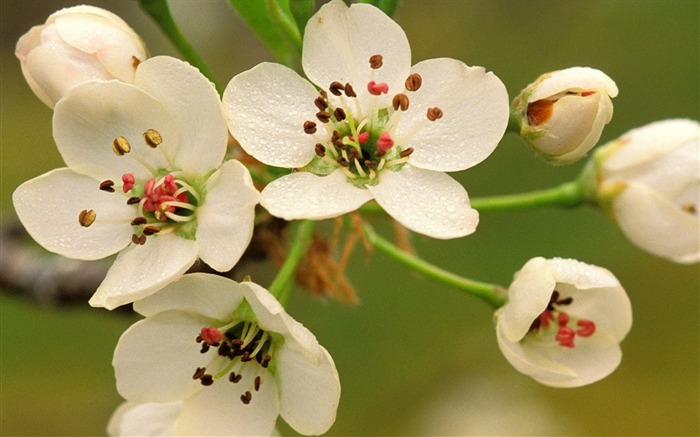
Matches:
[[261, 354, 272, 368], [399, 147, 414, 158], [192, 367, 206, 380], [316, 111, 331, 123], [241, 391, 252, 405], [405, 73, 422, 91], [329, 81, 345, 96], [315, 143, 326, 157], [229, 372, 242, 383], [682, 203, 697, 214], [126, 197, 141, 205], [99, 180, 115, 192], [200, 343, 210, 353], [142, 226, 160, 236], [348, 148, 360, 161], [368, 81, 389, 95], [303, 121, 317, 134], [78, 209, 96, 227], [143, 129, 162, 148], [427, 107, 443, 121], [337, 157, 350, 167], [200, 375, 214, 386], [131, 216, 148, 226], [131, 234, 146, 245], [254, 376, 261, 392], [334, 107, 347, 122], [314, 96, 328, 111], [241, 351, 252, 362], [112, 136, 131, 156], [392, 93, 409, 111], [344, 83, 357, 97], [369, 54, 384, 69], [364, 159, 377, 169]]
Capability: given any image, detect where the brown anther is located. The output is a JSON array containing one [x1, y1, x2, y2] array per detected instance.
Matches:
[[78, 209, 97, 227], [348, 148, 360, 161], [426, 107, 443, 121], [192, 367, 206, 380], [405, 73, 422, 91], [261, 354, 272, 368], [333, 107, 347, 122], [241, 351, 252, 362], [143, 129, 163, 148], [200, 343, 210, 353], [331, 130, 340, 143], [369, 54, 384, 69], [142, 226, 160, 236], [392, 93, 410, 111], [229, 372, 242, 383], [344, 83, 357, 97], [240, 391, 252, 405], [126, 197, 141, 205], [319, 89, 328, 99], [329, 81, 345, 96], [399, 147, 414, 158], [374, 150, 387, 158], [314, 96, 328, 111], [195, 335, 203, 343], [337, 157, 350, 167], [315, 143, 326, 157], [364, 159, 377, 169], [526, 99, 554, 126], [303, 121, 317, 134], [682, 203, 697, 214], [200, 374, 214, 386], [131, 56, 141, 69], [254, 376, 261, 392], [316, 111, 331, 123], [230, 339, 244, 348], [131, 233, 146, 245], [112, 136, 131, 156], [130, 216, 148, 226], [99, 180, 115, 192]]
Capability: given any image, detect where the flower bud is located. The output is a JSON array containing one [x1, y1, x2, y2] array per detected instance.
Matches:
[[593, 119, 699, 264], [512, 67, 618, 164], [15, 5, 147, 108]]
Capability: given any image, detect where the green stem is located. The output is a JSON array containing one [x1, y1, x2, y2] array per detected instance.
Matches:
[[268, 220, 315, 305], [138, 0, 223, 93], [364, 224, 507, 308]]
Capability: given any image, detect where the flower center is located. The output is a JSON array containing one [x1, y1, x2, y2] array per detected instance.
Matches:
[[191, 321, 274, 405], [527, 290, 596, 348], [300, 54, 443, 188], [77, 129, 202, 244]]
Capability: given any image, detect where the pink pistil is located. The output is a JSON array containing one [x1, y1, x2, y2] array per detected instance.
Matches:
[[367, 81, 389, 95], [576, 319, 596, 337], [557, 312, 570, 327], [538, 310, 554, 328], [350, 131, 370, 145], [555, 327, 576, 347], [376, 132, 394, 152], [200, 327, 222, 345], [122, 173, 135, 193]]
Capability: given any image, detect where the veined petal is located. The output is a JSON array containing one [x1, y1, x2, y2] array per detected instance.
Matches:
[[261, 170, 372, 220], [196, 160, 259, 272], [133, 273, 245, 321], [223, 62, 319, 168], [277, 345, 340, 435], [396, 58, 509, 172], [53, 80, 179, 182], [107, 401, 181, 437], [613, 183, 699, 264], [136, 56, 227, 175], [178, 364, 279, 436], [113, 311, 210, 403], [302, 0, 411, 106], [12, 168, 133, 260], [367, 165, 479, 239], [89, 233, 198, 310]]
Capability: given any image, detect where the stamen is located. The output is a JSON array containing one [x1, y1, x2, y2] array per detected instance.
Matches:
[[261, 354, 272, 368], [392, 93, 409, 111], [314, 96, 328, 111], [329, 81, 345, 96], [682, 203, 697, 214], [303, 121, 317, 134], [131, 234, 146, 245], [240, 391, 252, 405], [315, 143, 326, 157], [112, 136, 131, 156], [143, 129, 163, 148], [192, 367, 206, 380], [200, 375, 214, 386], [344, 83, 357, 98], [254, 376, 261, 392], [130, 216, 148, 226], [399, 147, 414, 158], [369, 54, 383, 69], [316, 111, 331, 123], [126, 197, 141, 205], [142, 226, 160, 236], [78, 209, 97, 227], [229, 372, 242, 383], [427, 107, 443, 121], [334, 107, 347, 122], [405, 73, 422, 91]]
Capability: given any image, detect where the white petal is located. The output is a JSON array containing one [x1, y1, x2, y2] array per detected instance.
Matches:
[[545, 257, 620, 290], [89, 234, 199, 310], [613, 183, 699, 263], [113, 311, 210, 403], [533, 93, 602, 156], [136, 56, 228, 175], [396, 58, 509, 171], [12, 168, 133, 260], [53, 80, 179, 182], [261, 170, 372, 220], [178, 364, 279, 436], [277, 345, 340, 435], [107, 401, 181, 437], [302, 0, 411, 107], [196, 160, 260, 272], [529, 67, 618, 101], [223, 62, 319, 167], [133, 273, 245, 321], [367, 165, 479, 239]]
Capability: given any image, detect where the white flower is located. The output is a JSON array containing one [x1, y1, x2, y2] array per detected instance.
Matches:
[[512, 67, 618, 164], [12, 56, 260, 310], [595, 119, 699, 264], [495, 257, 632, 388], [15, 5, 147, 108], [223, 0, 508, 239], [110, 273, 341, 436]]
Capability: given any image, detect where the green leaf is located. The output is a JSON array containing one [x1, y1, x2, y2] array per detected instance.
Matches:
[[356, 0, 401, 17], [289, 0, 315, 38]]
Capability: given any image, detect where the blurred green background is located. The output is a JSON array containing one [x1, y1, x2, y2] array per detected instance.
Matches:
[[1, 0, 698, 435]]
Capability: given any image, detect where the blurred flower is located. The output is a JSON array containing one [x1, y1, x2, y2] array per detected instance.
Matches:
[[495, 257, 632, 387], [12, 56, 259, 310], [15, 5, 147, 108], [223, 0, 508, 239], [594, 119, 699, 263], [512, 67, 618, 164], [110, 273, 341, 436]]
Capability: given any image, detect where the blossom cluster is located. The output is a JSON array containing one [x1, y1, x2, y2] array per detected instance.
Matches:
[[10, 0, 698, 435]]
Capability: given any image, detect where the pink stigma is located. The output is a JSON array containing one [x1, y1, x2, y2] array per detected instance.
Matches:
[[367, 81, 389, 95], [581, 91, 596, 97], [200, 327, 222, 345], [576, 319, 596, 337], [557, 312, 570, 327], [350, 131, 370, 145], [122, 173, 135, 193], [377, 132, 394, 152], [555, 327, 576, 347]]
